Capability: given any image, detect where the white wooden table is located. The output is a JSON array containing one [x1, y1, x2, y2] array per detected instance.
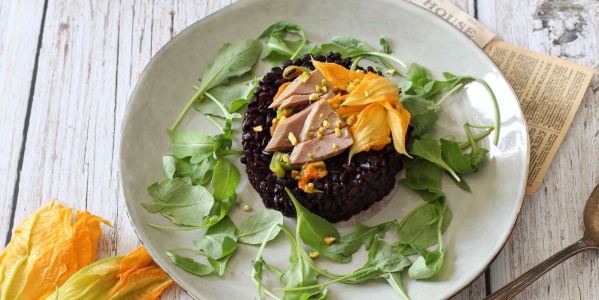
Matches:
[[2, 1, 598, 299]]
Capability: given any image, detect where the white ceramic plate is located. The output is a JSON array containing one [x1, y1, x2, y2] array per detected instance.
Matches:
[[120, 0, 529, 299]]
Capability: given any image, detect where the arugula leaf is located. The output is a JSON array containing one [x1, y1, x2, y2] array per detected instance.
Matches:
[[286, 189, 344, 262], [208, 252, 234, 276], [279, 225, 321, 300], [400, 96, 439, 137], [410, 134, 459, 181], [202, 193, 236, 228], [171, 39, 262, 130], [330, 36, 406, 70], [237, 210, 284, 245], [169, 130, 215, 163], [194, 78, 257, 118], [144, 177, 214, 226], [382, 272, 411, 300], [399, 158, 445, 202], [194, 216, 238, 260], [379, 36, 391, 54], [408, 211, 447, 280], [163, 155, 215, 186], [325, 222, 397, 261], [340, 241, 411, 284], [259, 21, 310, 65], [166, 250, 214, 276], [396, 200, 452, 256], [211, 158, 241, 201], [440, 138, 488, 174]]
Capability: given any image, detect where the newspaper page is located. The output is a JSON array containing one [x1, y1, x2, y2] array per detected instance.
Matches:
[[405, 0, 495, 47], [484, 40, 594, 193]]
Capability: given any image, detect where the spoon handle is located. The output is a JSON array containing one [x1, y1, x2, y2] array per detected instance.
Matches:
[[485, 239, 591, 300]]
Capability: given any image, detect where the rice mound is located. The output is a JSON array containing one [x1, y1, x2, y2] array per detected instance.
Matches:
[[240, 53, 403, 222]]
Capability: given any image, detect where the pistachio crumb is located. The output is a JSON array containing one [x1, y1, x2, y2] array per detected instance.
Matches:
[[324, 237, 337, 245], [322, 120, 331, 128], [242, 204, 252, 212], [253, 125, 263, 132], [317, 132, 324, 140], [282, 154, 290, 163], [279, 116, 287, 123], [332, 143, 338, 150], [364, 90, 372, 97], [332, 86, 338, 92], [353, 79, 361, 85], [335, 120, 343, 128], [315, 85, 322, 93], [346, 116, 356, 126], [386, 137, 392, 144], [300, 71, 311, 83], [333, 103, 340, 108], [307, 153, 314, 160], [385, 69, 396, 75], [321, 79, 327, 86], [307, 182, 315, 190], [318, 127, 325, 133], [321, 86, 328, 93], [288, 132, 298, 146], [319, 113, 324, 118], [309, 93, 320, 101], [309, 251, 320, 259], [334, 128, 341, 137], [304, 132, 312, 139]]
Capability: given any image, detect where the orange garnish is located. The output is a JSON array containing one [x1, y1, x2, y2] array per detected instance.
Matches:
[[313, 61, 365, 91], [0, 200, 110, 300], [298, 161, 328, 193], [383, 101, 411, 156], [48, 246, 172, 300], [348, 103, 391, 160], [343, 72, 400, 107], [274, 82, 292, 100]]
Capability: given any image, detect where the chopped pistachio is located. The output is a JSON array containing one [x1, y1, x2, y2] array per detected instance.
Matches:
[[304, 132, 312, 139], [318, 127, 325, 133], [386, 137, 392, 144], [332, 86, 338, 92], [309, 251, 320, 259], [288, 132, 298, 146], [321, 79, 327, 86], [332, 143, 338, 150], [385, 68, 396, 75], [334, 128, 341, 137], [282, 154, 290, 163], [321, 86, 328, 93], [242, 205, 253, 212], [253, 125, 263, 132], [346, 116, 356, 126], [322, 120, 331, 128], [324, 237, 337, 245], [279, 116, 287, 123], [317, 132, 324, 140], [332, 103, 340, 108], [315, 85, 322, 93], [357, 69, 366, 74], [364, 90, 372, 97], [353, 79, 361, 85], [309, 93, 320, 101], [319, 113, 324, 118], [300, 71, 311, 82], [306, 183, 315, 192], [335, 120, 343, 128], [307, 153, 314, 160]]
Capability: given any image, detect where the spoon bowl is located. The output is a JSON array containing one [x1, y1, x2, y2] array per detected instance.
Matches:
[[486, 183, 599, 299]]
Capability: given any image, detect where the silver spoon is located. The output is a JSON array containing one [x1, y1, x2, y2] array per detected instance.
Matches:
[[486, 183, 599, 300]]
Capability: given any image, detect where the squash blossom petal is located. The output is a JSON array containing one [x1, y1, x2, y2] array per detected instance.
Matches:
[[313, 60, 365, 91], [348, 102, 390, 161], [46, 246, 173, 300], [0, 200, 110, 300], [343, 72, 400, 107]]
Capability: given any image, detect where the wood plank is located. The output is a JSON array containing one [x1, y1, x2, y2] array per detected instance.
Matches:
[[0, 2, 46, 249], [478, 1, 599, 299]]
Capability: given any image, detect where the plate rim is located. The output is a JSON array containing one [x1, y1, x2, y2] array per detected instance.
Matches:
[[119, 0, 531, 298]]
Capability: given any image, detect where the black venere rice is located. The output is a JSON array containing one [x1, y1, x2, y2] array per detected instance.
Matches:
[[240, 53, 403, 222]]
